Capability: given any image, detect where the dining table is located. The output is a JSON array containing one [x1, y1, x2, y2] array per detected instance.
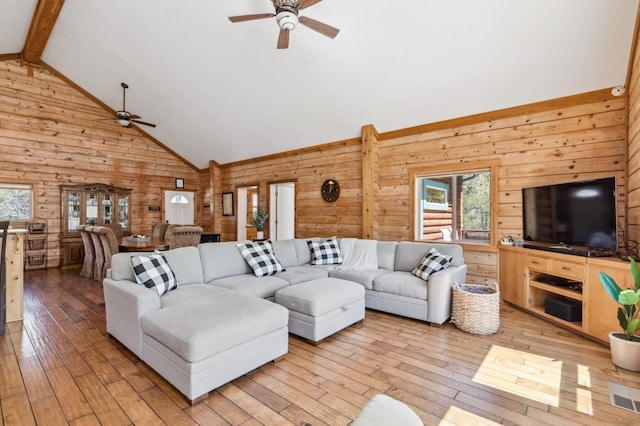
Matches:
[[118, 236, 169, 252]]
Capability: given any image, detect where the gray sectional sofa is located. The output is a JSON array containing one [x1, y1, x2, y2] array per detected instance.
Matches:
[[103, 238, 466, 404]]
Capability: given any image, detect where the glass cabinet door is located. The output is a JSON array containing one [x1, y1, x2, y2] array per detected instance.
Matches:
[[67, 191, 81, 232], [118, 194, 129, 231], [102, 194, 113, 224], [86, 193, 98, 225]]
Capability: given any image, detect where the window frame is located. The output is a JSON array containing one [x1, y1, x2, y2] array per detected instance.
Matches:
[[0, 181, 38, 222], [410, 160, 499, 247]]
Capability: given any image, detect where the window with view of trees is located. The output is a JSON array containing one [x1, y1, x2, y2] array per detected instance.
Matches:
[[413, 161, 497, 245], [0, 183, 33, 220]]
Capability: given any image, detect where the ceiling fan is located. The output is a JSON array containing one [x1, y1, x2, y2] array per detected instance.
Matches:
[[101, 82, 156, 128], [228, 0, 339, 49]]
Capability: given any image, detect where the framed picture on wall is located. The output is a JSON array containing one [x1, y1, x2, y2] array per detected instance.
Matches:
[[175, 178, 184, 189], [222, 192, 234, 216]]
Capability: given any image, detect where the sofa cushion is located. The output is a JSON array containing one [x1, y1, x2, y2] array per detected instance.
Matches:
[[411, 248, 453, 281], [141, 285, 288, 363], [162, 246, 204, 285], [308, 237, 343, 265], [272, 239, 299, 268], [373, 271, 428, 300], [329, 268, 391, 290], [294, 238, 320, 265], [200, 241, 252, 282], [394, 242, 463, 272], [236, 241, 285, 277], [209, 274, 290, 299], [277, 265, 329, 285], [377, 241, 398, 271], [131, 253, 177, 296]]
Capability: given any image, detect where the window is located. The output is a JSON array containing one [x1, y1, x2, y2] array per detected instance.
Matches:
[[412, 161, 498, 245], [0, 183, 33, 220]]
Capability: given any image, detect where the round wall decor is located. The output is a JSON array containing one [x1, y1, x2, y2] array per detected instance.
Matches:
[[321, 179, 340, 202]]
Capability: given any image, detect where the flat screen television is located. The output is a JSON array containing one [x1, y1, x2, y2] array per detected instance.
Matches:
[[522, 177, 617, 250]]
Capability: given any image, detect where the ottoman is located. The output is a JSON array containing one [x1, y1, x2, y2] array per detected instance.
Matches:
[[275, 277, 365, 343]]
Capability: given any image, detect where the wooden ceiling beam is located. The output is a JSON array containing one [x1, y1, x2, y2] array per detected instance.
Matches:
[[22, 0, 65, 64]]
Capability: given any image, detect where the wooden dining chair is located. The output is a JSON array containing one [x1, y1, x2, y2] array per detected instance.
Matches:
[[77, 225, 95, 280], [152, 223, 170, 240], [0, 221, 9, 336], [167, 226, 203, 249], [96, 226, 119, 281], [87, 226, 104, 282]]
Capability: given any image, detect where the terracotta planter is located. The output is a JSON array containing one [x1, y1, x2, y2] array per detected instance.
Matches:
[[609, 332, 640, 372]]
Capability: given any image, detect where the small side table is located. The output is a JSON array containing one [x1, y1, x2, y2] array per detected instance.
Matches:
[[451, 283, 500, 335]]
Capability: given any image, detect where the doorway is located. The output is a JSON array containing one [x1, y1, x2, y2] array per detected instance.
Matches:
[[237, 186, 258, 240], [269, 182, 295, 241], [164, 191, 195, 224]]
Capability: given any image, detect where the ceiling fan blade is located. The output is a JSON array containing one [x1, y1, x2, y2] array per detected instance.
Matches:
[[228, 13, 274, 23], [129, 114, 141, 119], [131, 119, 157, 128], [296, 0, 323, 10], [277, 29, 290, 49], [298, 16, 339, 39]]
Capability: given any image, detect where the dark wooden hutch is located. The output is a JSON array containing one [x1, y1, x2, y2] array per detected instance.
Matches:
[[60, 183, 131, 269]]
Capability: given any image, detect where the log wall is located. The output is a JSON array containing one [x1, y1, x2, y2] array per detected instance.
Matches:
[[0, 60, 200, 267], [628, 28, 640, 245], [219, 91, 628, 284], [375, 93, 627, 283]]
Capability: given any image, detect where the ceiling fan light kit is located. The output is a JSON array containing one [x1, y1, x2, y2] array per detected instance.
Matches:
[[229, 0, 339, 49]]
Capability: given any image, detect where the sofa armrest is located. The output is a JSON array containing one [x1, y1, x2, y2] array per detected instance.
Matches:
[[426, 264, 467, 325], [103, 277, 161, 358]]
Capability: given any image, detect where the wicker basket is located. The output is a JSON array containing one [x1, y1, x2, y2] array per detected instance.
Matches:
[[27, 253, 47, 266], [451, 282, 500, 335], [27, 237, 46, 250]]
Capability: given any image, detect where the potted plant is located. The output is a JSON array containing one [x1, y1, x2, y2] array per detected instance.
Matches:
[[599, 258, 640, 371], [249, 206, 268, 239]]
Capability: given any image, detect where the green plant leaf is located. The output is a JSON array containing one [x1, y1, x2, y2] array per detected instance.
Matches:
[[600, 271, 622, 302], [631, 257, 640, 291], [618, 307, 628, 332], [619, 289, 640, 306], [628, 318, 640, 337]]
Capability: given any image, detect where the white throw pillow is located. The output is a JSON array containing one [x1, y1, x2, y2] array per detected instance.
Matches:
[[307, 236, 343, 265], [236, 240, 285, 277], [131, 253, 177, 296], [411, 248, 453, 281]]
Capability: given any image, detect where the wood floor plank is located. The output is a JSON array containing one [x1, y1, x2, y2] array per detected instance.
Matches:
[[31, 395, 70, 426], [3, 267, 639, 426], [75, 373, 132, 425], [1, 393, 36, 426], [45, 365, 93, 421]]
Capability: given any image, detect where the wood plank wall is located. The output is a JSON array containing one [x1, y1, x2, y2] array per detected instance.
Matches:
[[628, 28, 640, 245], [375, 94, 627, 283], [217, 92, 628, 284], [0, 60, 200, 267], [216, 140, 362, 242]]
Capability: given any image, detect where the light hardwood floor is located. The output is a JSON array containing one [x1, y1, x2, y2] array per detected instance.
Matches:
[[2, 268, 640, 425]]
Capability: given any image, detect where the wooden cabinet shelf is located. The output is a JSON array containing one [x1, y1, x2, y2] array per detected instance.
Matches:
[[499, 245, 621, 344], [529, 280, 583, 301], [60, 184, 131, 269]]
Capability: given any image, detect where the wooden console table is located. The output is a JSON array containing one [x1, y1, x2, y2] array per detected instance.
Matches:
[[499, 245, 623, 344]]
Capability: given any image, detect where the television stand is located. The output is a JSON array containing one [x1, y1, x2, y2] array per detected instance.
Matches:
[[498, 245, 624, 344], [522, 243, 612, 258]]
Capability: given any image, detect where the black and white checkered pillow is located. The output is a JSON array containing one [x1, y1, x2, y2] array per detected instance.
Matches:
[[237, 240, 285, 277], [411, 248, 453, 281], [307, 237, 343, 265], [131, 253, 177, 296]]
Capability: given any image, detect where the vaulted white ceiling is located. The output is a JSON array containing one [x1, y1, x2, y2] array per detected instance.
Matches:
[[1, 0, 638, 168]]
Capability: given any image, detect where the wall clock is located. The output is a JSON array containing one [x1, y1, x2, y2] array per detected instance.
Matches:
[[321, 179, 340, 202]]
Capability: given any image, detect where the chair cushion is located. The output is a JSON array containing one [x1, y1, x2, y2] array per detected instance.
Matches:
[[411, 248, 453, 281], [131, 253, 177, 296], [308, 237, 343, 265], [237, 240, 285, 277]]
